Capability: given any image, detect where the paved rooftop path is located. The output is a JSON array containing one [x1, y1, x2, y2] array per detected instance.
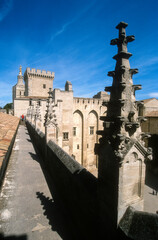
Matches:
[[0, 124, 157, 239], [0, 125, 74, 240]]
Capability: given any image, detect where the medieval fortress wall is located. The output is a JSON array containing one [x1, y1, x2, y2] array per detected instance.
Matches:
[[12, 66, 108, 171]]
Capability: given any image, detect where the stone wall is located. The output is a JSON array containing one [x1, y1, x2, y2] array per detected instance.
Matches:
[[14, 98, 30, 118], [73, 97, 107, 170], [26, 121, 101, 239], [0, 113, 19, 187], [142, 116, 158, 134], [51, 88, 108, 171], [0, 109, 6, 114], [26, 120, 158, 239]]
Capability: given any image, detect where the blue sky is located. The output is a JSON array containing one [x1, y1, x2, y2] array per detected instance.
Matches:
[[0, 0, 158, 107]]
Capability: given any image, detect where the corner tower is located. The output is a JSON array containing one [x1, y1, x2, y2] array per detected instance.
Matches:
[[96, 22, 152, 228]]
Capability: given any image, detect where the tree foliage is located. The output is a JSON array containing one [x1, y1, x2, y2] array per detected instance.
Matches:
[[3, 103, 12, 113]]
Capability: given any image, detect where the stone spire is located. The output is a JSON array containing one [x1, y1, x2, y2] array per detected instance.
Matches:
[[19, 65, 22, 76], [44, 88, 58, 143], [34, 101, 42, 129], [97, 21, 151, 165], [96, 22, 152, 226], [17, 65, 24, 86], [44, 88, 57, 127]]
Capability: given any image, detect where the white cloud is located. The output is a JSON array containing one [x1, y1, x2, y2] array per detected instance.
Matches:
[[49, 0, 96, 43], [50, 20, 73, 42], [0, 0, 13, 22], [148, 92, 158, 98], [136, 56, 158, 69]]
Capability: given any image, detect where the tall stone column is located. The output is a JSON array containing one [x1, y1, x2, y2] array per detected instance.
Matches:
[[95, 22, 152, 234]]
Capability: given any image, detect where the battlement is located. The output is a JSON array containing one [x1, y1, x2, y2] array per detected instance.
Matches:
[[24, 68, 55, 78], [73, 97, 103, 105]]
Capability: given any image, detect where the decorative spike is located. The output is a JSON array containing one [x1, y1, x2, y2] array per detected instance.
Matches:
[[135, 101, 144, 107], [116, 21, 128, 29], [130, 68, 139, 75], [110, 38, 118, 45], [133, 85, 142, 91], [105, 86, 112, 92], [138, 116, 147, 123], [126, 35, 135, 43], [96, 130, 105, 136], [108, 71, 115, 77]]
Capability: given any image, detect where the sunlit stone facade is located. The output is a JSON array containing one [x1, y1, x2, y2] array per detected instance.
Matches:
[[13, 67, 109, 170]]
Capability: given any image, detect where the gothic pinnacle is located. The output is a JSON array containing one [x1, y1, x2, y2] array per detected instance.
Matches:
[[98, 21, 143, 144], [19, 65, 22, 75], [111, 21, 135, 70]]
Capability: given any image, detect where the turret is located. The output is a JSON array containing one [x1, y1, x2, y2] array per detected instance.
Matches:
[[12, 66, 25, 102], [17, 65, 25, 86]]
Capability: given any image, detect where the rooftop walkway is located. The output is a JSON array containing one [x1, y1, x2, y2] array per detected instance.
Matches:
[[0, 122, 157, 239], [0, 125, 75, 240]]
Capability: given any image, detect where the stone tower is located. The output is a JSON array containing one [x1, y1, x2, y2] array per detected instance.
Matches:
[[96, 22, 152, 231], [24, 68, 54, 97], [12, 66, 25, 102]]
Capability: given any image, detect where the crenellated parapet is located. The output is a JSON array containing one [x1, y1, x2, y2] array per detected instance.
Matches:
[[24, 67, 54, 97], [24, 67, 55, 79], [73, 97, 103, 105]]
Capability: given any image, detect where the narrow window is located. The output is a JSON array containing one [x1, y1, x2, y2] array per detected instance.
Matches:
[[63, 132, 69, 140], [77, 144, 79, 149], [38, 100, 41, 106], [90, 126, 94, 135], [87, 144, 89, 148], [43, 84, 46, 89], [29, 100, 32, 106], [73, 127, 76, 136]]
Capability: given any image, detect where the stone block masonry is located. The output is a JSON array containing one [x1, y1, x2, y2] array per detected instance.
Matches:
[[0, 113, 19, 187]]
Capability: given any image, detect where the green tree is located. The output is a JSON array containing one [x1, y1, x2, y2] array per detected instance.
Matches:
[[3, 103, 12, 113]]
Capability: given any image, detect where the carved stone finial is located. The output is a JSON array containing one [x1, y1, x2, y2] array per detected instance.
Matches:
[[44, 91, 57, 128], [19, 65, 22, 76]]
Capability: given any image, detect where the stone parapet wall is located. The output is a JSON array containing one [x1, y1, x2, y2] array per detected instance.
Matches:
[[73, 97, 103, 105], [0, 113, 19, 187], [26, 121, 102, 238], [24, 67, 55, 78], [0, 109, 7, 114]]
